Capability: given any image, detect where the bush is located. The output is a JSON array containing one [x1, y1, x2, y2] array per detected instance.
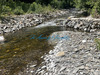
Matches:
[[35, 4, 43, 13], [21, 2, 30, 12], [42, 5, 54, 13], [27, 2, 54, 14], [74, 0, 100, 17], [1, 5, 11, 15], [51, 0, 62, 9], [13, 6, 24, 15], [27, 2, 38, 13], [8, 0, 16, 10], [91, 1, 100, 17], [36, 0, 52, 5]]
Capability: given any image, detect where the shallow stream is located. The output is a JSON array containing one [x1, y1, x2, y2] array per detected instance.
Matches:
[[0, 19, 68, 75]]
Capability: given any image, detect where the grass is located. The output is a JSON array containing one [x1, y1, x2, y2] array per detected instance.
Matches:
[[95, 38, 100, 50]]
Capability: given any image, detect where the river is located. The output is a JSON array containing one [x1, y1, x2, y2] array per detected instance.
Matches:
[[0, 18, 67, 75]]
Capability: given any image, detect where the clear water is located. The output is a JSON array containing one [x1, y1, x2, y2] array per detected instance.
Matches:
[[0, 24, 66, 75]]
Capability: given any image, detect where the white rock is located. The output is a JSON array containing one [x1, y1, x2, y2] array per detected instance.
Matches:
[[82, 40, 86, 43], [59, 67, 66, 72], [30, 70, 34, 73], [56, 51, 65, 57], [49, 62, 55, 68], [30, 65, 36, 68]]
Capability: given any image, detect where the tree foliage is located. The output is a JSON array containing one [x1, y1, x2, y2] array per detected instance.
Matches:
[[0, 0, 100, 17], [74, 0, 100, 17]]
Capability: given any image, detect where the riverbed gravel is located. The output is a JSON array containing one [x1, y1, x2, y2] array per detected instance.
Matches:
[[35, 30, 100, 75], [13, 17, 100, 75]]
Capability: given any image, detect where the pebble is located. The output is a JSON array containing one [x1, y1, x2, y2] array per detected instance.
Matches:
[[82, 40, 86, 43], [30, 71, 34, 73]]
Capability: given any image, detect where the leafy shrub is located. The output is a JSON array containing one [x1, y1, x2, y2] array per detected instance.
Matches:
[[13, 6, 24, 15], [21, 2, 30, 12], [27, 2, 54, 14], [2, 5, 11, 14], [42, 5, 54, 13], [91, 1, 100, 17], [74, 0, 100, 17], [51, 0, 62, 9], [36, 0, 52, 5], [35, 4, 43, 13], [27, 2, 38, 13], [8, 0, 16, 9]]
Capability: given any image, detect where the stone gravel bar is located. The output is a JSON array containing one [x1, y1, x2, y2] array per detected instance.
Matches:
[[35, 31, 100, 75]]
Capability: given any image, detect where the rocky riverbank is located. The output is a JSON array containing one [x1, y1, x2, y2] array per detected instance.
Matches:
[[0, 10, 69, 33], [0, 8, 84, 34], [63, 16, 100, 32], [35, 30, 100, 75]]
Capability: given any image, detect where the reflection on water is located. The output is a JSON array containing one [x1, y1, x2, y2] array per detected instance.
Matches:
[[0, 26, 65, 75]]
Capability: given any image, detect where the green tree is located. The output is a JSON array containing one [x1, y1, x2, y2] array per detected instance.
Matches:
[[21, 2, 30, 12], [64, 0, 74, 8], [0, 0, 7, 18], [51, 0, 62, 9], [91, 1, 100, 17], [13, 6, 24, 15], [36, 0, 52, 5], [2, 5, 11, 15], [27, 2, 38, 13], [8, 0, 16, 9]]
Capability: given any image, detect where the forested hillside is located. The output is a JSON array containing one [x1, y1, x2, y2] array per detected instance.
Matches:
[[0, 0, 100, 17]]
